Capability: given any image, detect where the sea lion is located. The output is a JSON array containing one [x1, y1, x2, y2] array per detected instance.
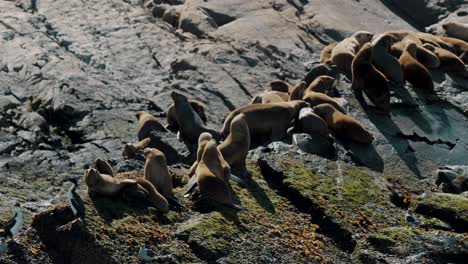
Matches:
[[143, 148, 173, 198], [371, 33, 403, 84], [416, 45, 440, 69], [84, 168, 136, 196], [195, 140, 238, 209], [331, 31, 374, 72], [416, 32, 455, 52], [439, 36, 468, 63], [93, 158, 114, 176], [313, 103, 373, 144], [320, 42, 338, 63], [171, 91, 221, 143], [296, 107, 329, 137], [303, 75, 336, 96], [135, 111, 168, 141], [220, 100, 309, 143], [268, 80, 291, 93], [289, 81, 308, 101], [133, 178, 169, 213], [423, 43, 468, 78], [188, 132, 213, 178], [166, 100, 207, 130], [443, 21, 468, 42], [219, 114, 250, 175], [250, 91, 288, 104], [302, 92, 346, 114], [399, 42, 434, 91], [351, 43, 390, 112], [123, 138, 150, 159]]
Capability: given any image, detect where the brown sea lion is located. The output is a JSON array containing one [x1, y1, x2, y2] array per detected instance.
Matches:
[[302, 92, 346, 114], [219, 114, 250, 175], [351, 43, 390, 112], [289, 81, 308, 101], [331, 31, 374, 72], [220, 100, 309, 143], [250, 91, 289, 104], [84, 168, 135, 196], [423, 43, 468, 78], [166, 100, 207, 130], [296, 107, 329, 137], [320, 42, 338, 63], [313, 103, 374, 144], [399, 42, 434, 92], [268, 80, 291, 93], [443, 21, 468, 42], [122, 138, 150, 159], [144, 148, 173, 198], [371, 33, 403, 84], [439, 36, 468, 63], [416, 32, 455, 52], [93, 158, 114, 176], [303, 75, 336, 96], [135, 111, 168, 141], [171, 91, 221, 143]]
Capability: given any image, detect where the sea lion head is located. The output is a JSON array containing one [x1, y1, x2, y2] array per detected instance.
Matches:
[[84, 168, 100, 188], [171, 91, 188, 104], [123, 143, 137, 158], [143, 148, 166, 161], [315, 75, 336, 89], [230, 114, 249, 141], [354, 31, 374, 44], [405, 41, 418, 55], [442, 21, 457, 31], [373, 34, 398, 50], [269, 80, 290, 93], [201, 140, 219, 163], [198, 132, 213, 144]]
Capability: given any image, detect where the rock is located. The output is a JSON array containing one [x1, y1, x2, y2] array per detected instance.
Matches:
[[18, 112, 48, 132], [0, 96, 17, 112], [292, 133, 335, 158], [436, 166, 468, 194], [178, 9, 217, 37], [115, 159, 145, 173], [148, 131, 194, 165]]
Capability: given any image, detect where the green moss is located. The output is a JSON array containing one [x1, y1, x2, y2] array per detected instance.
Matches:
[[416, 193, 468, 211]]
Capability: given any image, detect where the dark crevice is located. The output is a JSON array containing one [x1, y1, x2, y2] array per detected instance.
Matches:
[[200, 87, 236, 111], [396, 132, 456, 150], [200, 7, 236, 27], [257, 159, 356, 253], [91, 142, 110, 153]]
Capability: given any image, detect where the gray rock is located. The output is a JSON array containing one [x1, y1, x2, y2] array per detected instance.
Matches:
[[293, 133, 335, 158], [18, 112, 48, 132], [148, 130, 194, 164], [436, 166, 468, 194]]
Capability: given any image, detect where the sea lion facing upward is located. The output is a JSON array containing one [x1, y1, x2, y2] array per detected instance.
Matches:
[[371, 33, 403, 84], [399, 42, 434, 92], [331, 31, 374, 73], [439, 36, 468, 63], [143, 148, 173, 198], [135, 111, 168, 141], [423, 43, 468, 78], [313, 103, 374, 144], [268, 80, 291, 93], [250, 91, 289, 104], [220, 100, 309, 144], [302, 92, 346, 114], [303, 75, 336, 96], [219, 114, 250, 175], [188, 132, 213, 178], [320, 42, 338, 63], [195, 140, 239, 209], [351, 43, 390, 112], [93, 158, 114, 176], [296, 107, 329, 137], [443, 21, 468, 42], [171, 91, 221, 144], [123, 138, 150, 159], [166, 100, 207, 130]]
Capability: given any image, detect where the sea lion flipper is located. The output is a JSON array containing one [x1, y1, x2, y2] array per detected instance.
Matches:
[[184, 175, 198, 197]]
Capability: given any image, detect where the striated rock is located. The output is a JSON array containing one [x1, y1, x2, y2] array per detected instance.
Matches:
[[436, 166, 468, 194], [292, 133, 335, 158], [148, 130, 194, 164]]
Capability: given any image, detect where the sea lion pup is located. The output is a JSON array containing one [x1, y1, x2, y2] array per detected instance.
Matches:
[[302, 92, 346, 114], [439, 36, 468, 63], [268, 80, 291, 93], [93, 158, 114, 176], [219, 114, 250, 176], [331, 31, 374, 72], [296, 107, 329, 137], [220, 100, 310, 143], [171, 91, 221, 144], [313, 103, 374, 144], [351, 43, 390, 112], [443, 21, 468, 42], [399, 42, 434, 92], [166, 100, 207, 130], [371, 33, 404, 84], [250, 91, 288, 104], [423, 43, 468, 78], [135, 111, 168, 141], [123, 138, 150, 159], [289, 81, 308, 101], [320, 42, 338, 63], [195, 140, 239, 209], [143, 148, 173, 198], [303, 75, 336, 96]]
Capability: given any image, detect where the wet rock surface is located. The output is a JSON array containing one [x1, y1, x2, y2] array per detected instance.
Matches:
[[0, 0, 467, 263]]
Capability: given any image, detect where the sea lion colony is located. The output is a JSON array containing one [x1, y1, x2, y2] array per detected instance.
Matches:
[[1, 23, 467, 252]]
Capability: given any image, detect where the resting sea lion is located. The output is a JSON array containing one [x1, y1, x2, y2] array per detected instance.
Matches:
[[93, 158, 114, 176], [303, 75, 336, 96], [331, 31, 374, 72], [144, 148, 173, 198], [123, 138, 150, 159], [320, 42, 338, 63], [439, 36, 468, 63], [443, 21, 468, 42], [423, 43, 468, 78], [250, 91, 288, 104], [268, 80, 291, 93], [296, 107, 329, 137], [135, 111, 168, 141], [219, 114, 250, 175], [303, 92, 346, 114], [166, 100, 207, 130], [399, 42, 434, 91], [371, 33, 403, 84], [289, 81, 308, 101]]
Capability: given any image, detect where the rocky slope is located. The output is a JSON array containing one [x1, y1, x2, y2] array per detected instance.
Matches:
[[0, 0, 467, 263]]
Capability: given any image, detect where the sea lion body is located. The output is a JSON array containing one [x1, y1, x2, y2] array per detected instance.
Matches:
[[219, 114, 250, 174], [171, 92, 220, 143], [303, 92, 346, 114], [352, 43, 390, 111], [303, 75, 336, 96], [268, 80, 291, 93], [331, 31, 374, 72], [135, 111, 168, 141], [123, 138, 150, 159], [296, 107, 329, 137], [94, 158, 114, 176], [313, 104, 373, 144], [439, 36, 468, 63], [371, 34, 403, 84], [423, 43, 468, 78], [250, 91, 288, 104], [85, 168, 135, 196], [166, 100, 207, 130], [144, 148, 173, 198], [416, 46, 440, 69], [320, 42, 338, 63], [220, 101, 309, 143], [399, 42, 434, 91], [289, 81, 308, 101], [443, 21, 468, 42]]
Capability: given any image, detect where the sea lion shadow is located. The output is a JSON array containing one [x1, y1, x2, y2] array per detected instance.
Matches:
[[236, 171, 276, 214], [5, 240, 28, 263], [343, 141, 384, 172], [394, 85, 433, 134], [365, 110, 423, 178]]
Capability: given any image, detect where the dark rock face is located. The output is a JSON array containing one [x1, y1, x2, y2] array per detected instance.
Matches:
[[0, 0, 467, 263]]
